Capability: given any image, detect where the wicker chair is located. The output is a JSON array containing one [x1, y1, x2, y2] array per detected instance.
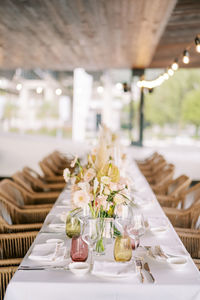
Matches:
[[136, 152, 159, 168], [50, 151, 72, 169], [0, 195, 49, 224], [138, 154, 164, 173], [148, 163, 175, 193], [164, 198, 200, 228], [141, 158, 167, 178], [175, 227, 200, 259], [156, 175, 191, 208], [0, 179, 52, 209], [0, 202, 42, 233], [0, 231, 37, 300], [0, 266, 18, 300], [22, 167, 66, 191], [11, 172, 60, 205], [39, 160, 65, 182]]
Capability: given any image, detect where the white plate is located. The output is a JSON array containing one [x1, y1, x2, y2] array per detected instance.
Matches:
[[147, 218, 168, 233], [69, 262, 90, 276], [167, 257, 187, 268], [46, 239, 64, 245]]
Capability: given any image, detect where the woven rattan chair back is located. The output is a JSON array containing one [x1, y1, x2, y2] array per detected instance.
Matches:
[[167, 175, 191, 197], [0, 180, 25, 206], [22, 169, 44, 191], [0, 266, 18, 300], [181, 182, 200, 209], [12, 172, 34, 193]]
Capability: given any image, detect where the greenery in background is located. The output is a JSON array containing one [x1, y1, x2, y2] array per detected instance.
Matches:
[[36, 100, 59, 119], [182, 89, 200, 136], [145, 69, 200, 137]]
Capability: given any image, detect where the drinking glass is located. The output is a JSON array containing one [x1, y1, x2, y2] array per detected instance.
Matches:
[[70, 236, 88, 262], [82, 218, 100, 266], [114, 236, 132, 262], [132, 213, 145, 236], [127, 226, 140, 250], [66, 214, 81, 238]]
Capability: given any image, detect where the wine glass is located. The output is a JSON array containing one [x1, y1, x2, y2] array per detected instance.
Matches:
[[82, 218, 100, 267]]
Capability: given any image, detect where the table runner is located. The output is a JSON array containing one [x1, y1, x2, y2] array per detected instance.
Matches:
[[5, 149, 200, 300]]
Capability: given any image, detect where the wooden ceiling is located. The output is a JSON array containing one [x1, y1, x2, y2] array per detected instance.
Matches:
[[0, 0, 176, 70], [150, 0, 200, 68], [0, 0, 199, 70]]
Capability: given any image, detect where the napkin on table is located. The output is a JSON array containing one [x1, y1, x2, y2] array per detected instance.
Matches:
[[29, 243, 66, 262], [92, 261, 136, 277]]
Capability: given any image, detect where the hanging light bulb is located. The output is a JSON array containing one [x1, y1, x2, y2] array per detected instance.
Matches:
[[163, 73, 169, 80], [183, 50, 190, 64], [137, 81, 143, 88], [171, 59, 179, 71], [168, 68, 174, 76], [195, 36, 200, 53]]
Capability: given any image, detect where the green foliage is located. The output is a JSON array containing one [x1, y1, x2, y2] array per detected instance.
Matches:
[[182, 89, 200, 135], [36, 100, 59, 119], [145, 69, 200, 127]]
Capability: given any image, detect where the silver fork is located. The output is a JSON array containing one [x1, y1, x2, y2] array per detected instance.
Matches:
[[135, 257, 144, 283]]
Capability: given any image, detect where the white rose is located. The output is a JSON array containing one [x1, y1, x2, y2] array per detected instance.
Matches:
[[78, 181, 90, 193], [84, 168, 96, 182]]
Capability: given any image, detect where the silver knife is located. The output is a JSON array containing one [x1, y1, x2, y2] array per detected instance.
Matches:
[[144, 262, 155, 283]]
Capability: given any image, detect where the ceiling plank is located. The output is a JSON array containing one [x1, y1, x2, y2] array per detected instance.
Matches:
[[0, 0, 177, 70]]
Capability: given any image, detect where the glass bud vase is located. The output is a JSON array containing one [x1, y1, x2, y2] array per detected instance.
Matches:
[[114, 235, 132, 262], [95, 218, 114, 255], [70, 236, 88, 262]]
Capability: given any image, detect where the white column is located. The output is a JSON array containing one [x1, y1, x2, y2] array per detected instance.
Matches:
[[72, 68, 93, 141]]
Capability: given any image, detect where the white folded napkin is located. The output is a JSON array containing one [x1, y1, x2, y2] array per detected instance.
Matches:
[[29, 243, 65, 262], [92, 261, 136, 278], [47, 223, 66, 232], [148, 217, 168, 232]]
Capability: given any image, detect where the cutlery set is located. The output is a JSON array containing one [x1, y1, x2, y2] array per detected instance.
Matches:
[[135, 257, 155, 283]]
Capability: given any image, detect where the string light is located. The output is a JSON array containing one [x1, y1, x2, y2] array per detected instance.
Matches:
[[55, 88, 62, 96], [168, 68, 174, 76], [16, 83, 22, 91], [36, 87, 43, 94], [195, 36, 200, 53], [183, 50, 190, 64], [163, 73, 169, 80], [137, 33, 199, 89], [171, 59, 179, 71], [97, 86, 104, 94]]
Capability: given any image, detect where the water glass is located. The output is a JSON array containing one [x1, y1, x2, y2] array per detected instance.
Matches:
[[70, 236, 88, 262], [66, 214, 81, 238], [114, 236, 132, 262], [82, 218, 100, 265]]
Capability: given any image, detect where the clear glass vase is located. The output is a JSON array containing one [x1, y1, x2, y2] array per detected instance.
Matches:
[[95, 218, 114, 255]]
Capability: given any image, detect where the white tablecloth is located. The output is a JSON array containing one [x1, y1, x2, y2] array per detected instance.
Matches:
[[5, 150, 200, 300]]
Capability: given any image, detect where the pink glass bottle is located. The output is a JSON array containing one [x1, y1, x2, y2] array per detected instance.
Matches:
[[70, 236, 88, 262]]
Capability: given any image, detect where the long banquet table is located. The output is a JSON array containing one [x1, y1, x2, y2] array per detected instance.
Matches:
[[5, 151, 200, 300]]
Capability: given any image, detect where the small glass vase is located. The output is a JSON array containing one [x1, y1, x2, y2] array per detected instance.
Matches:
[[70, 236, 88, 262], [95, 218, 114, 255], [114, 235, 132, 262]]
